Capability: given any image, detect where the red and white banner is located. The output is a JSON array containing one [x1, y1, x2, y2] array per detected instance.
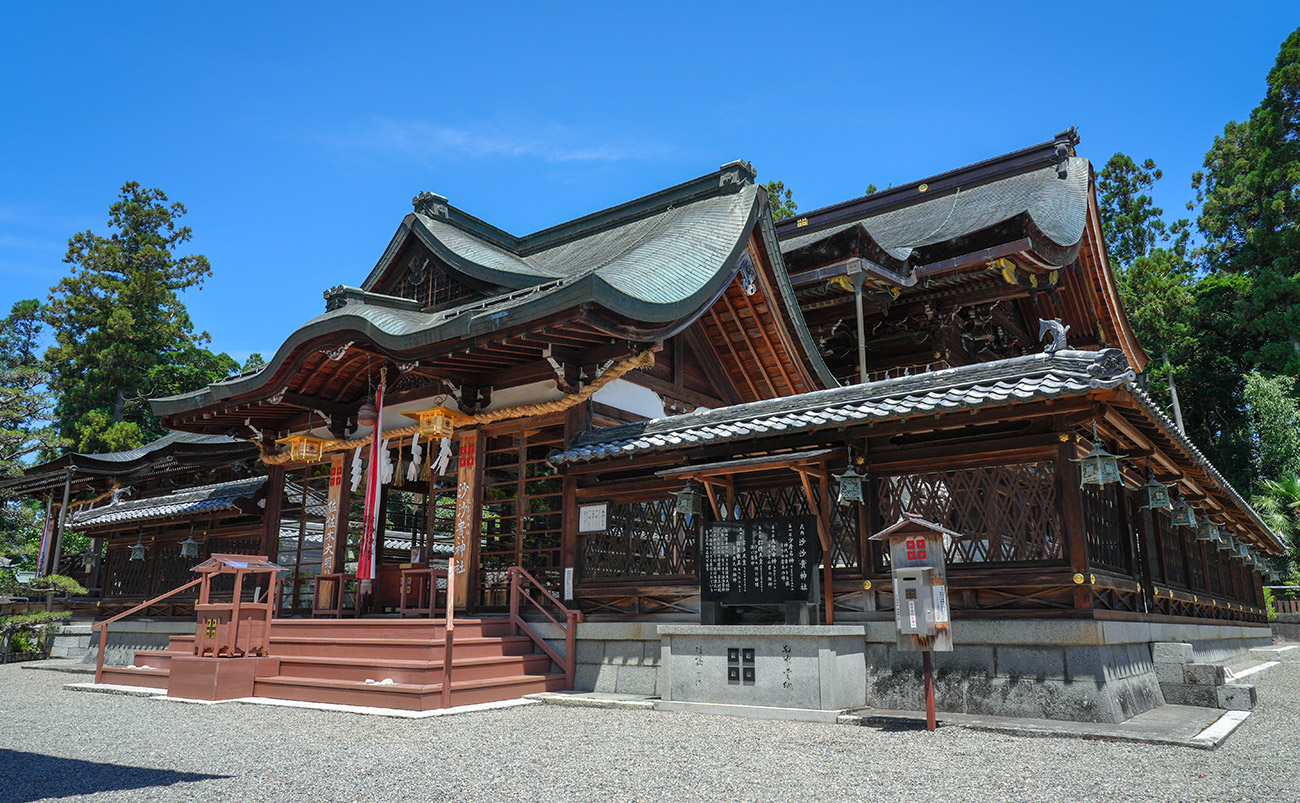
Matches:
[[357, 382, 384, 581]]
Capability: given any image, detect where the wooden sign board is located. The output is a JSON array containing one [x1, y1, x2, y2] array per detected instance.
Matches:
[[578, 503, 608, 533], [701, 516, 820, 606], [320, 453, 347, 574]]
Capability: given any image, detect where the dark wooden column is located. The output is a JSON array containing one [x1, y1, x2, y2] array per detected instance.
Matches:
[[1056, 436, 1091, 611], [260, 465, 285, 560], [1135, 497, 1158, 613], [559, 402, 592, 596]]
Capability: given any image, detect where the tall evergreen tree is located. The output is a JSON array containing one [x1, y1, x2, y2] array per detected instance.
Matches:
[[1194, 27, 1300, 375], [0, 300, 66, 565], [763, 180, 798, 221], [45, 183, 238, 453]]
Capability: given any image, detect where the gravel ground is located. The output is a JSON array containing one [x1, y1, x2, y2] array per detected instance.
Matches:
[[2, 652, 1299, 803]]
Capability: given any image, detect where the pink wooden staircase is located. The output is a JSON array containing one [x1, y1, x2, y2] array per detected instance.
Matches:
[[96, 566, 582, 712]]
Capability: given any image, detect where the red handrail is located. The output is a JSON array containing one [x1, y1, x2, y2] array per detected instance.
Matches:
[[91, 577, 202, 684], [508, 566, 583, 689]]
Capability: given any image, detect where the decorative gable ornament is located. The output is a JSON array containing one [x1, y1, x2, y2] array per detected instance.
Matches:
[[1073, 424, 1125, 487]]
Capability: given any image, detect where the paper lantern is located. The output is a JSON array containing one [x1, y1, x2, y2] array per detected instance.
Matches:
[[275, 433, 330, 462]]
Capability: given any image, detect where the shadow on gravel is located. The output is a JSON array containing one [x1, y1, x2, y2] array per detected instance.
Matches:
[[0, 750, 225, 802]]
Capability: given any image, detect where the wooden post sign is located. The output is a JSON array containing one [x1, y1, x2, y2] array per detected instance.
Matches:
[[870, 513, 958, 732]]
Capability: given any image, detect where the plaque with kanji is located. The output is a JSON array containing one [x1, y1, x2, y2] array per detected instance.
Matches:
[[701, 516, 820, 605]]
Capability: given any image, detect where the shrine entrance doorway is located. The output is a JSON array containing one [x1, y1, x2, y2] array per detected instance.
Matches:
[[474, 420, 565, 609]]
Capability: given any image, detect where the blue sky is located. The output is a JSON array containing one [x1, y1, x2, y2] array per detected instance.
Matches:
[[1, 2, 1296, 365]]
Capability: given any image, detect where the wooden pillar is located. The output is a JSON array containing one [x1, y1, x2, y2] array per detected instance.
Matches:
[[1056, 437, 1091, 611], [261, 466, 285, 564], [559, 403, 591, 594], [320, 452, 349, 574], [1136, 499, 1158, 614], [452, 430, 481, 610], [49, 468, 73, 576]]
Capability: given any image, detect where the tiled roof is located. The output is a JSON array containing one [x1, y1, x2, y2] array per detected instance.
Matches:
[[550, 349, 1134, 465], [69, 477, 265, 530]]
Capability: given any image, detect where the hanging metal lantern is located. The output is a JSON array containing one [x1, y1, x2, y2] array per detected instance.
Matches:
[[357, 401, 378, 428], [180, 527, 201, 559], [834, 464, 865, 505], [1216, 531, 1233, 551], [1235, 542, 1249, 560], [1141, 473, 1172, 511], [673, 482, 704, 519], [1073, 424, 1125, 487], [1170, 493, 1197, 528], [1196, 517, 1219, 542], [129, 536, 147, 562]]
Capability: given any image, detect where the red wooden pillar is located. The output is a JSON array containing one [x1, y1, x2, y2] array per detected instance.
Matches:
[[559, 403, 591, 596], [260, 465, 285, 561]]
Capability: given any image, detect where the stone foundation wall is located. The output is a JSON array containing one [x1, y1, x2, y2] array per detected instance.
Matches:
[[77, 621, 193, 666], [534, 622, 664, 696]]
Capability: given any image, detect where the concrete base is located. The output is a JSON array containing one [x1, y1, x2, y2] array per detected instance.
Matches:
[[654, 699, 851, 723], [166, 656, 280, 701], [82, 620, 193, 666], [658, 625, 866, 711]]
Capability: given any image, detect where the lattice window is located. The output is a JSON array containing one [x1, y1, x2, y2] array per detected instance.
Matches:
[[1157, 512, 1187, 588], [1082, 484, 1131, 575], [584, 498, 698, 579], [479, 425, 564, 606], [392, 253, 483, 310], [1184, 530, 1206, 591], [729, 485, 859, 572], [876, 462, 1063, 564]]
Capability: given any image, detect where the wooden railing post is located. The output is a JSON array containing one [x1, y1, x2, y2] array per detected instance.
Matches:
[[565, 610, 577, 689], [95, 626, 108, 684], [509, 568, 521, 636], [91, 576, 203, 687], [441, 558, 455, 709]]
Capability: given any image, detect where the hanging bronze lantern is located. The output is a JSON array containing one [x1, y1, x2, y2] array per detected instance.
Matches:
[[1073, 424, 1125, 487], [129, 536, 147, 561], [357, 401, 378, 428], [180, 527, 200, 559], [1196, 517, 1219, 542], [1141, 472, 1172, 511], [1170, 493, 1197, 528], [673, 482, 704, 519], [834, 464, 864, 505], [1216, 532, 1233, 551]]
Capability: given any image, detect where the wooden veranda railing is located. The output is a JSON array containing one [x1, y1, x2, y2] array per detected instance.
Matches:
[[508, 566, 583, 689], [91, 577, 202, 684]]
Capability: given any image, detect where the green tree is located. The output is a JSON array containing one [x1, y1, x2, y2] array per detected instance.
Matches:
[[0, 300, 66, 566], [763, 180, 798, 221], [1097, 154, 1179, 265], [1194, 27, 1300, 375], [1243, 372, 1300, 483], [45, 183, 238, 453]]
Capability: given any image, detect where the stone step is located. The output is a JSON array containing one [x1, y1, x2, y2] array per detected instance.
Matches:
[[252, 672, 568, 711], [98, 665, 170, 690]]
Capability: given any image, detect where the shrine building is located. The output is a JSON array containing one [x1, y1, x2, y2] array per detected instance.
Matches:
[[11, 129, 1285, 722]]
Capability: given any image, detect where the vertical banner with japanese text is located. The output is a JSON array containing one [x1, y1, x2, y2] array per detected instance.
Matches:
[[452, 430, 478, 608], [321, 453, 346, 574]]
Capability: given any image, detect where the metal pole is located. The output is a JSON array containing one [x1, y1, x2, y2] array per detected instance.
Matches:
[[1163, 353, 1184, 434], [851, 267, 868, 384], [49, 468, 74, 577], [923, 649, 936, 732]]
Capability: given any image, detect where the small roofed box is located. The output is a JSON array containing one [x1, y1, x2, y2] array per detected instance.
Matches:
[[870, 514, 954, 652], [192, 554, 282, 658]]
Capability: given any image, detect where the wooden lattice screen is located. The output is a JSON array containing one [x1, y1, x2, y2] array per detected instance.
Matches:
[[584, 498, 697, 579], [728, 486, 859, 572], [875, 461, 1064, 565], [1081, 484, 1131, 575]]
